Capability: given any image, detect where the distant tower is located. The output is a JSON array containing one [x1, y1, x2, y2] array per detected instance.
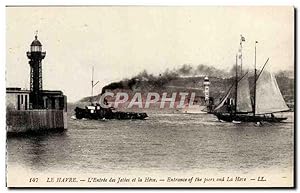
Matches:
[[203, 76, 210, 103], [27, 33, 46, 109]]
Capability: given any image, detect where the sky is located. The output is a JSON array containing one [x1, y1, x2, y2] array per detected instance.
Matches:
[[6, 6, 294, 102]]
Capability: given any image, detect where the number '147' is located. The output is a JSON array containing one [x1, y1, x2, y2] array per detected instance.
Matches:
[[29, 178, 38, 182]]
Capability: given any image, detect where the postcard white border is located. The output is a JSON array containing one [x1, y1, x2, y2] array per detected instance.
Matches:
[[1, 0, 298, 192]]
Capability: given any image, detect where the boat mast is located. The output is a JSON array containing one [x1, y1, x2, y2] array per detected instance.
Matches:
[[253, 41, 258, 116], [240, 35, 243, 74], [235, 54, 238, 114], [92, 66, 94, 103], [90, 65, 99, 104]]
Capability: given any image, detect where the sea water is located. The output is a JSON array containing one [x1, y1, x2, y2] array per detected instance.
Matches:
[[7, 111, 294, 179]]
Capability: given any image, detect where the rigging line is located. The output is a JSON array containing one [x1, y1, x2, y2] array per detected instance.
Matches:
[[93, 81, 99, 87], [249, 58, 270, 92], [256, 58, 270, 81]]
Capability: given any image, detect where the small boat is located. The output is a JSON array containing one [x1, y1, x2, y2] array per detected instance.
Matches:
[[181, 104, 207, 114], [213, 37, 289, 123]]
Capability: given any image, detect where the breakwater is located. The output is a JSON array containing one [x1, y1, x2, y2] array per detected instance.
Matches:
[[6, 110, 67, 133]]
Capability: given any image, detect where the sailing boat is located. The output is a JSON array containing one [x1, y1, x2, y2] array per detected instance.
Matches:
[[213, 41, 289, 123]]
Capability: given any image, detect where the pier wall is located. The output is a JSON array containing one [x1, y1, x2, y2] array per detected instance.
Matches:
[[6, 110, 67, 133]]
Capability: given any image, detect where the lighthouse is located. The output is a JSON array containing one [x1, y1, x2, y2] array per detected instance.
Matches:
[[6, 33, 68, 133], [26, 34, 46, 109], [203, 76, 210, 103]]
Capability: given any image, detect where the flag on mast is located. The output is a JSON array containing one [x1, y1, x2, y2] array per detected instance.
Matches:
[[241, 35, 245, 42]]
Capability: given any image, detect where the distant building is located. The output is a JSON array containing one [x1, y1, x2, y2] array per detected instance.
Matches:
[[6, 88, 67, 111], [6, 88, 30, 110], [42, 90, 67, 110]]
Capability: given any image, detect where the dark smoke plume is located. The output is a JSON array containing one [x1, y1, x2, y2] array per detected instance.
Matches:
[[101, 64, 229, 94]]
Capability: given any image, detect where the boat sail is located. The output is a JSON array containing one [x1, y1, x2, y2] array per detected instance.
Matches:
[[214, 86, 233, 112], [236, 73, 252, 113], [214, 72, 251, 113], [255, 70, 289, 114]]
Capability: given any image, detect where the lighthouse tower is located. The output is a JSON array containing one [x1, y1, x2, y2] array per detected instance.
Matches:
[[203, 76, 210, 103], [26, 34, 46, 109]]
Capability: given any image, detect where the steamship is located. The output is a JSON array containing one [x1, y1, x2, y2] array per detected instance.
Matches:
[[74, 67, 148, 120]]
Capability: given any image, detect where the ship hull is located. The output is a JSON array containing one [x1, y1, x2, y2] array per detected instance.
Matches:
[[214, 112, 287, 123], [74, 107, 148, 120]]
